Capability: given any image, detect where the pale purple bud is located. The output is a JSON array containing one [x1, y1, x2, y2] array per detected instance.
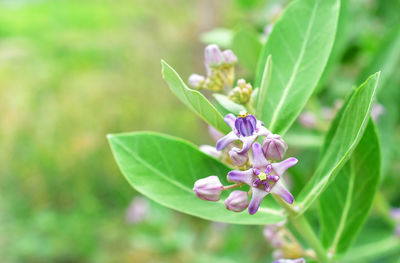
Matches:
[[193, 175, 223, 201], [205, 44, 223, 67], [125, 196, 150, 224], [298, 111, 317, 129], [222, 49, 237, 64], [273, 259, 305, 263], [262, 134, 288, 160], [229, 147, 248, 166], [200, 145, 221, 158], [224, 190, 249, 212], [371, 103, 385, 122], [188, 74, 205, 89]]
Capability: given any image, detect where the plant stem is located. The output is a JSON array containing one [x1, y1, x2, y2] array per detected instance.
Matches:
[[274, 196, 330, 263]]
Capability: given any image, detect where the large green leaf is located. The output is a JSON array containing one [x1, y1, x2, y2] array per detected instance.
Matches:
[[213, 93, 247, 116], [108, 132, 286, 224], [296, 72, 380, 214], [254, 0, 340, 135], [161, 60, 230, 134], [255, 55, 272, 119], [231, 27, 262, 73], [319, 120, 381, 256]]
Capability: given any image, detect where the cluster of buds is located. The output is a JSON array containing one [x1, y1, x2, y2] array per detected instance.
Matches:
[[193, 111, 297, 215], [264, 224, 307, 260], [188, 44, 237, 92], [228, 78, 253, 104]]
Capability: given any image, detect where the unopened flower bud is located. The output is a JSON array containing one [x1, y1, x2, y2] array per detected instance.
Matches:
[[262, 134, 288, 160], [298, 111, 317, 129], [188, 74, 205, 89], [193, 175, 223, 201], [205, 44, 223, 67], [200, 145, 221, 159], [228, 79, 253, 104], [222, 49, 237, 64], [224, 190, 249, 212], [229, 147, 248, 166]]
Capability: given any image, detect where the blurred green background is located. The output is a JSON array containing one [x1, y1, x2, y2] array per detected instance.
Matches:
[[0, 0, 399, 262], [0, 0, 273, 262]]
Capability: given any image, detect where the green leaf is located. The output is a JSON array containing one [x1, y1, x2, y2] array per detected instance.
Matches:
[[319, 120, 381, 256], [161, 60, 230, 134], [254, 0, 340, 135], [255, 55, 272, 119], [231, 27, 262, 73], [108, 132, 286, 224], [296, 72, 380, 214], [213, 94, 247, 115]]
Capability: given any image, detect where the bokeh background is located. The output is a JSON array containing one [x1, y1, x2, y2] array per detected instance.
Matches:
[[0, 0, 399, 262]]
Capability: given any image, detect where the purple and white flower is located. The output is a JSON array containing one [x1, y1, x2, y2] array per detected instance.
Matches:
[[216, 112, 271, 154], [227, 143, 297, 215], [193, 175, 224, 201]]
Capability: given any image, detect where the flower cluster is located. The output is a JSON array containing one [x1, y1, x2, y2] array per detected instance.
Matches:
[[188, 44, 237, 92], [193, 111, 297, 215]]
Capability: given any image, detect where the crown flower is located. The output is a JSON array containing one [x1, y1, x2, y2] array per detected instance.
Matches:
[[216, 112, 271, 154], [228, 143, 297, 215]]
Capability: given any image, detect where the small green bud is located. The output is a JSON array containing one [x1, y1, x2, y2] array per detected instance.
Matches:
[[228, 79, 253, 104]]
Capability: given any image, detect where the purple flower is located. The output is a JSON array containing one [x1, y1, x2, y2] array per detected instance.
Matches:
[[224, 190, 249, 212], [262, 134, 288, 160], [227, 143, 297, 215], [273, 259, 305, 263], [193, 175, 223, 201], [263, 223, 285, 248], [229, 147, 248, 166], [216, 112, 271, 154]]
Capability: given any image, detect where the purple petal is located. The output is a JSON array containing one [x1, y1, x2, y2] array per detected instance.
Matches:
[[216, 131, 237, 151], [271, 180, 294, 204], [224, 114, 236, 130], [252, 142, 270, 169], [235, 115, 256, 137], [237, 135, 257, 154], [271, 157, 298, 177], [227, 169, 254, 185], [248, 187, 268, 215], [229, 148, 248, 166], [256, 122, 272, 136]]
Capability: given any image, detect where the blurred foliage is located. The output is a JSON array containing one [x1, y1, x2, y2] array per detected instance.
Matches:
[[0, 0, 399, 262]]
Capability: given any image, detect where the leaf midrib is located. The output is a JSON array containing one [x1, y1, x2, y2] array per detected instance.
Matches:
[[268, 1, 319, 131], [111, 135, 283, 216]]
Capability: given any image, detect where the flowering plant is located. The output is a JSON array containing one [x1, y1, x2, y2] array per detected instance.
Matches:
[[108, 0, 400, 261]]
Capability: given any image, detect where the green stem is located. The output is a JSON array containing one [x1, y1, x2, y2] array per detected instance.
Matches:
[[274, 196, 330, 263]]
